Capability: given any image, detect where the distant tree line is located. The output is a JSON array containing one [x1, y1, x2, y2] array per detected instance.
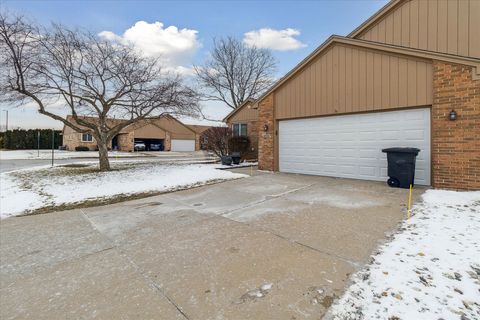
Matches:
[[0, 129, 62, 150]]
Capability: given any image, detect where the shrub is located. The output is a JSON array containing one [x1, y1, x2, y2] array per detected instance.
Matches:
[[203, 127, 231, 157], [0, 129, 62, 150], [75, 146, 90, 151], [228, 136, 250, 156]]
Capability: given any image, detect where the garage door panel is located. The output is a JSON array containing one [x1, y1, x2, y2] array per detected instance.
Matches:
[[171, 139, 195, 152], [360, 166, 377, 177], [340, 148, 356, 158], [279, 108, 431, 185], [358, 149, 378, 160], [404, 129, 426, 140], [415, 169, 427, 181]]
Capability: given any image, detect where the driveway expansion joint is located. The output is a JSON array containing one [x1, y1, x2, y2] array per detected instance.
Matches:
[[219, 182, 319, 216], [79, 209, 190, 320], [166, 182, 362, 267]]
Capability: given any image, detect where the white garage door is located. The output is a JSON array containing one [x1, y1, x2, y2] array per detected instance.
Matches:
[[279, 108, 431, 185], [171, 139, 195, 152]]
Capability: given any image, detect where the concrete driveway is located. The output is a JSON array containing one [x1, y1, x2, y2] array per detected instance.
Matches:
[[0, 169, 424, 319]]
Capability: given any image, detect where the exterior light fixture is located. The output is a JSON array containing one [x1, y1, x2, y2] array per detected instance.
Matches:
[[263, 124, 269, 132], [449, 110, 457, 121]]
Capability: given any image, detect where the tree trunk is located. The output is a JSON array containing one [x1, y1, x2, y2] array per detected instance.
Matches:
[[97, 139, 111, 171]]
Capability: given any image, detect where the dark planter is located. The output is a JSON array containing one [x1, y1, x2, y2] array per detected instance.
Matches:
[[221, 155, 232, 165], [231, 152, 241, 165]]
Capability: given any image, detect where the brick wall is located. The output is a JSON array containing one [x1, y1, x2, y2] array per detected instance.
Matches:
[[117, 132, 134, 152], [164, 132, 171, 151], [63, 133, 96, 151], [246, 120, 259, 160], [194, 134, 200, 151], [258, 94, 275, 170], [63, 133, 113, 151], [432, 62, 480, 190]]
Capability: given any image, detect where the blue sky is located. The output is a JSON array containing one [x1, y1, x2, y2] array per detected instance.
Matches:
[[1, 0, 388, 129]]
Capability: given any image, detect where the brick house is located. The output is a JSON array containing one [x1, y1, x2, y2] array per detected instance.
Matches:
[[62, 115, 203, 152], [256, 0, 479, 190], [224, 98, 259, 160]]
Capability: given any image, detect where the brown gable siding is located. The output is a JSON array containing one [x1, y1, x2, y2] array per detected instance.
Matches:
[[154, 117, 195, 140], [355, 0, 480, 59], [223, 99, 258, 123], [274, 44, 433, 119], [119, 117, 195, 139], [186, 125, 211, 134], [227, 105, 258, 123], [133, 123, 167, 139]]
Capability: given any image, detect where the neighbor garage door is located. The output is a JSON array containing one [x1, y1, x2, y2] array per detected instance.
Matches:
[[171, 139, 195, 152], [279, 108, 431, 185]]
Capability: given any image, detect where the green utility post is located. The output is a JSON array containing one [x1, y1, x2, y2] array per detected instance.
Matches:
[[51, 129, 55, 167], [37, 130, 40, 157]]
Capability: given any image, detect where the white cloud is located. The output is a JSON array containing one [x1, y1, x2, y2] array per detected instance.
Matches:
[[243, 28, 306, 51], [99, 21, 201, 73]]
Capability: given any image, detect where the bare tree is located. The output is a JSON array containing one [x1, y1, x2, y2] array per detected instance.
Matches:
[[194, 37, 276, 110], [0, 13, 199, 171], [202, 127, 231, 158]]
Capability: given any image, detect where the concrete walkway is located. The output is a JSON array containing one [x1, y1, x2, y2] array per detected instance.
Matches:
[[0, 170, 425, 319]]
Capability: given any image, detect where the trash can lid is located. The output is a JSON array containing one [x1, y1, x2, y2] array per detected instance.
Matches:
[[382, 147, 420, 154]]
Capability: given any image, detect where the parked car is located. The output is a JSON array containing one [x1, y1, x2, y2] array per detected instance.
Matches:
[[150, 143, 163, 151], [134, 141, 146, 151]]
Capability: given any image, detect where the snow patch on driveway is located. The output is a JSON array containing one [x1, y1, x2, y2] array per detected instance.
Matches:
[[0, 163, 246, 219], [328, 189, 480, 320], [288, 191, 384, 209]]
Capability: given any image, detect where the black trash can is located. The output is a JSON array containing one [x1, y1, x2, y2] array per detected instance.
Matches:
[[382, 147, 420, 188], [231, 152, 241, 165], [221, 155, 233, 166]]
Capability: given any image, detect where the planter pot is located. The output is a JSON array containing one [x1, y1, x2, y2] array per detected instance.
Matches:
[[221, 155, 233, 166]]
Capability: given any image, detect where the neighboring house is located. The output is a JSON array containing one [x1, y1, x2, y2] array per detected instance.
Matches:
[[186, 124, 213, 150], [223, 98, 259, 159], [62, 115, 199, 152], [256, 0, 479, 190]]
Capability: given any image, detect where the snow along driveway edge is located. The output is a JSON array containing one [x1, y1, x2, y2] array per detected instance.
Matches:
[[0, 163, 248, 219], [326, 189, 480, 320]]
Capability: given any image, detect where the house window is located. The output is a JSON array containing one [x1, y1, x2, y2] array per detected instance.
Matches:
[[232, 123, 247, 137], [82, 133, 93, 142]]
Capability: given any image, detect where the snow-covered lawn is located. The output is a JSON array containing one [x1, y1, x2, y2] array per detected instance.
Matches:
[[0, 163, 246, 219], [328, 189, 480, 320], [0, 149, 143, 160]]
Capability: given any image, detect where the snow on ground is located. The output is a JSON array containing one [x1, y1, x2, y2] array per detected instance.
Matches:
[[0, 163, 246, 218], [216, 161, 258, 169], [328, 189, 480, 320], [0, 149, 141, 160]]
